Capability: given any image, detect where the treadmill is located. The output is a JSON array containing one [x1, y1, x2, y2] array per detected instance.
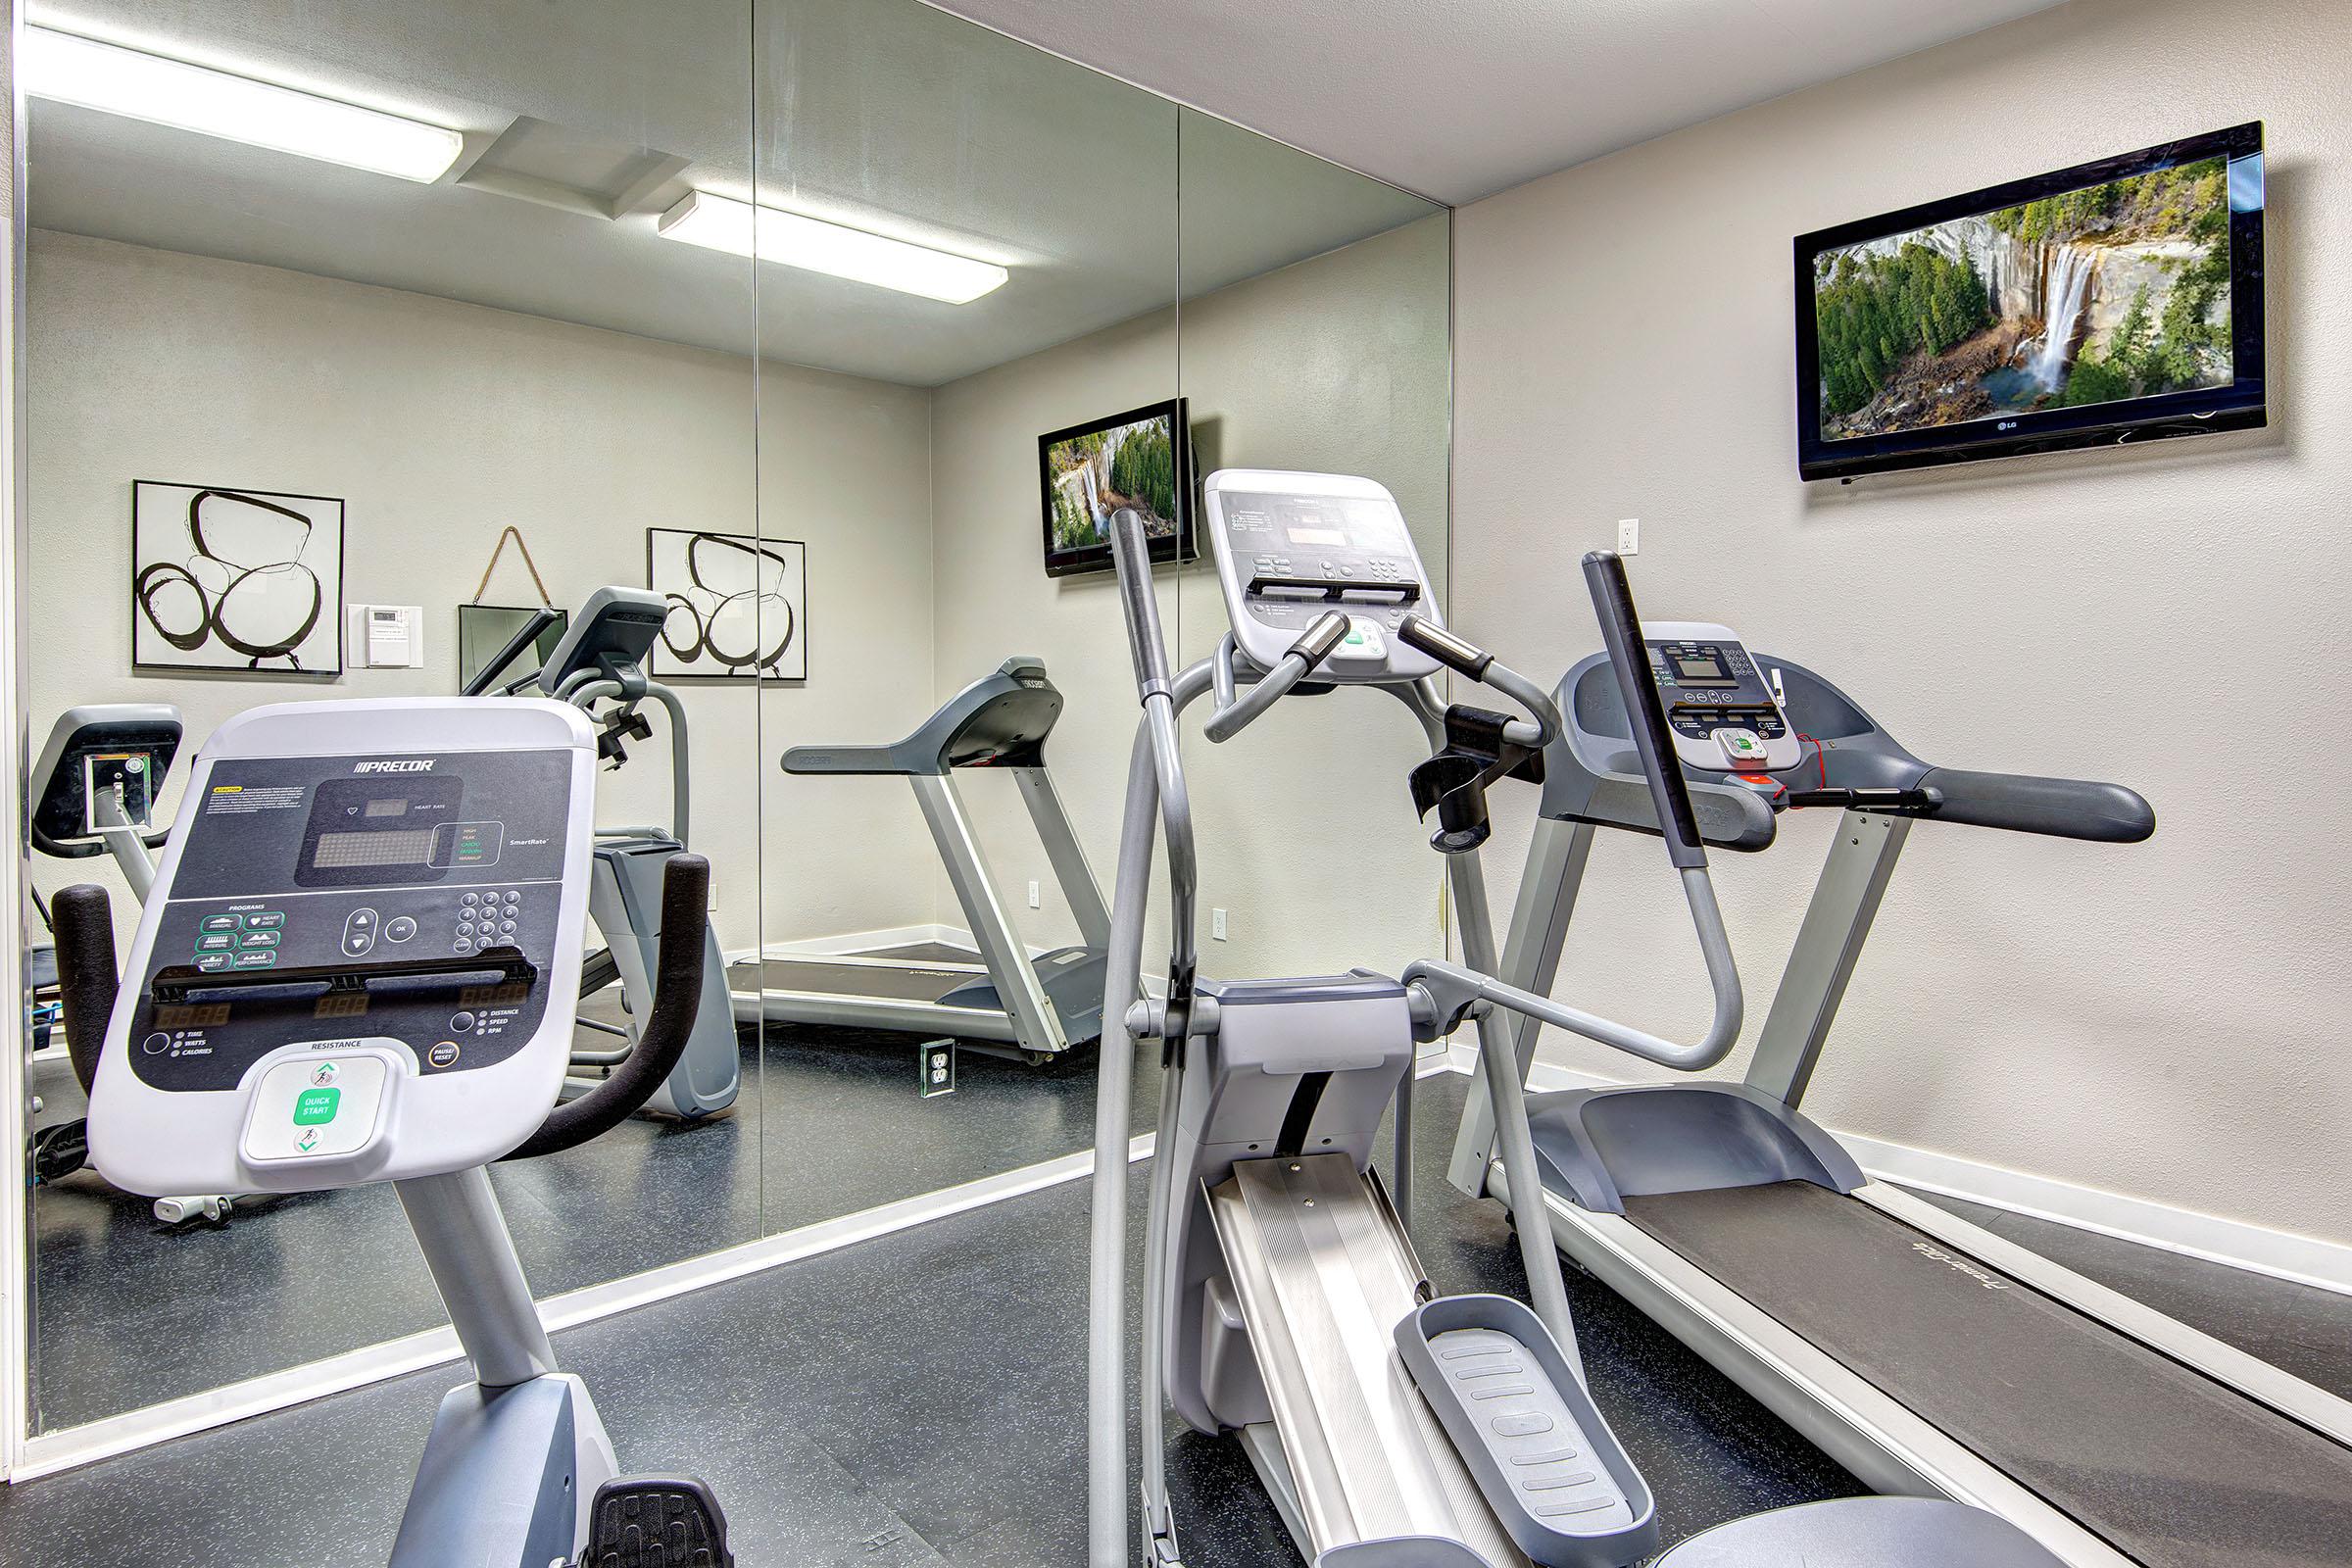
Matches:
[[730, 657, 1110, 1063], [1447, 623, 2352, 1568]]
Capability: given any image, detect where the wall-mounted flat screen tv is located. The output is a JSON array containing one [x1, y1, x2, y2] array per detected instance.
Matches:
[[1038, 399, 1195, 577], [1795, 122, 2265, 481]]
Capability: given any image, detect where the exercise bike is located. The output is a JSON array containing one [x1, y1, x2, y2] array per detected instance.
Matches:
[[53, 695, 733, 1567]]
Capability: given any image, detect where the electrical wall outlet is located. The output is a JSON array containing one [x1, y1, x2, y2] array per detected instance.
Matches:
[[1211, 907, 1228, 941], [1027, 879, 1041, 908], [1616, 517, 1640, 556]]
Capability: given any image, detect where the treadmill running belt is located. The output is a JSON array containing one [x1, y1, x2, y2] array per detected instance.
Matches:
[[1623, 1182, 2352, 1568], [740, 957, 988, 1005]]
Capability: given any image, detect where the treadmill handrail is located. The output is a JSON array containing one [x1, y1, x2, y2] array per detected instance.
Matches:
[[1549, 651, 2154, 847]]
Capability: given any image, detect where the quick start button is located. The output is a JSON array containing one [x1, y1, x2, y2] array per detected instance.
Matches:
[[241, 1055, 389, 1163]]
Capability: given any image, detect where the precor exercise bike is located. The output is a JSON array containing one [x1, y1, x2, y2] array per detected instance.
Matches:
[[54, 695, 733, 1567]]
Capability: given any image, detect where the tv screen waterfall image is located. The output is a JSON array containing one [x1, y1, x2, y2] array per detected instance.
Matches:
[[1037, 399, 1193, 577], [1815, 157, 2232, 443]]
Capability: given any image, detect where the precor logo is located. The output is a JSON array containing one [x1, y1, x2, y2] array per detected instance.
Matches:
[[1911, 1240, 2011, 1290], [355, 760, 434, 773]]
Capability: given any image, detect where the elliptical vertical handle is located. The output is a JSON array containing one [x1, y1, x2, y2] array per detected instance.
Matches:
[[52, 884, 120, 1095], [1111, 508, 1173, 694], [1582, 551, 1706, 869]]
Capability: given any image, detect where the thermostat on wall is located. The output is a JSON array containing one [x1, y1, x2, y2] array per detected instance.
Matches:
[[347, 605, 424, 668]]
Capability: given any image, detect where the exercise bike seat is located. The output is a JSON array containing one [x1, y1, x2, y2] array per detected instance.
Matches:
[[1651, 1496, 2064, 1566]]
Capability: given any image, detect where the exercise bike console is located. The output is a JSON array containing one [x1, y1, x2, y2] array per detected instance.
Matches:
[[89, 699, 597, 1196]]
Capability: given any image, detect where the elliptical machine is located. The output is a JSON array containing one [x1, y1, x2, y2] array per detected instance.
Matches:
[[28, 704, 257, 1225], [52, 696, 732, 1567], [466, 587, 741, 1120], [1089, 472, 2065, 1567]]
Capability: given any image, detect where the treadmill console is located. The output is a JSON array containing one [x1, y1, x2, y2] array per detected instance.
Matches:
[[1202, 469, 1443, 683], [1642, 621, 1800, 772], [87, 699, 598, 1196]]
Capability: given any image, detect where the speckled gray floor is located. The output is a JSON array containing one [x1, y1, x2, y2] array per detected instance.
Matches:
[[7, 1072, 2346, 1568], [28, 1002, 1153, 1432]]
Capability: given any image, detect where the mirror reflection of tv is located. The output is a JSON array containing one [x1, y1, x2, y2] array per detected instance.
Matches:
[[1038, 398, 1196, 577], [1795, 122, 2265, 481]]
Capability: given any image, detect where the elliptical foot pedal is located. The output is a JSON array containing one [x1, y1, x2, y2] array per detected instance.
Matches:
[[1396, 1296, 1657, 1568], [574, 1475, 734, 1568]]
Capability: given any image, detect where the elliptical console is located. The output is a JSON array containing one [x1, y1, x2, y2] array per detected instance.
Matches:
[[88, 699, 596, 1196]]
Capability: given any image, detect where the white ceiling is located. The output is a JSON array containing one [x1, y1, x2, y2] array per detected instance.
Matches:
[[920, 0, 2075, 205], [24, 0, 1435, 387]]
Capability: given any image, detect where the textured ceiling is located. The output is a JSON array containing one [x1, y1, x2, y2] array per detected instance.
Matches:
[[24, 0, 1435, 386], [920, 0, 2074, 204]]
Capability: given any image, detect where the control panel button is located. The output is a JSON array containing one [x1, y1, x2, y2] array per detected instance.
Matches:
[[453, 938, 473, 955], [243, 910, 284, 929], [195, 954, 232, 972], [200, 914, 239, 933], [232, 951, 277, 969], [142, 1032, 171, 1055], [1717, 729, 1769, 764], [342, 908, 378, 956], [239, 929, 280, 949], [1330, 616, 1388, 662], [196, 933, 235, 953], [384, 916, 416, 943], [428, 1041, 461, 1068], [242, 1054, 389, 1163], [450, 1011, 475, 1033]]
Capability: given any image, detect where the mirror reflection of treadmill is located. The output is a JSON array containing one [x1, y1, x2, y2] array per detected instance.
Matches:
[[731, 658, 1112, 1065]]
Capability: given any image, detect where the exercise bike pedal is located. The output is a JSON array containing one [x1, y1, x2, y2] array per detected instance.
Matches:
[[572, 1475, 734, 1568]]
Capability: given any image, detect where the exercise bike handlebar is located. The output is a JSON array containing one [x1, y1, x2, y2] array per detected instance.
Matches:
[[47, 858, 712, 1164], [52, 884, 119, 1096], [504, 853, 710, 1162]]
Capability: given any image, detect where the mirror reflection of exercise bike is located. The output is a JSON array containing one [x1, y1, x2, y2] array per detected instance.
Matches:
[[53, 697, 734, 1567], [28, 705, 257, 1225], [466, 587, 740, 1121]]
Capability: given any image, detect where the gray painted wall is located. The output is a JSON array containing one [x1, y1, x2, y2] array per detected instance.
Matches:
[[1453, 0, 2349, 1243], [926, 214, 1454, 983], [24, 231, 938, 955]]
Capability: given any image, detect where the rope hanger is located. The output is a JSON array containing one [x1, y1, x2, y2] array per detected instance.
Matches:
[[470, 525, 556, 607]]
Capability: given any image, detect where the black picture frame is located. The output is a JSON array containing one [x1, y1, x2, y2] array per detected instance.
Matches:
[[644, 528, 808, 682], [129, 479, 346, 675], [1037, 398, 1197, 578], [1794, 122, 2266, 481]]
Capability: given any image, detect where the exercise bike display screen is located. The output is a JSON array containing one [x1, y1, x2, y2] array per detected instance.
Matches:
[[313, 827, 438, 869]]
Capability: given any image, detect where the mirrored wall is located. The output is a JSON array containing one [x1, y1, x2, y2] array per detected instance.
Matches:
[[13, 0, 1446, 1451]]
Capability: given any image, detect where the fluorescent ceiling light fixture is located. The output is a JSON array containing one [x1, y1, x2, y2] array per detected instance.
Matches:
[[658, 192, 1008, 305], [23, 26, 465, 183]]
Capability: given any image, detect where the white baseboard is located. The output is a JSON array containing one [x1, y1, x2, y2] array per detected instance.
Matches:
[[1448, 1047, 2352, 1298], [13, 1131, 1157, 1481]]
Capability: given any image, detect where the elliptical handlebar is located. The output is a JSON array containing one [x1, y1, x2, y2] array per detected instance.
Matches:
[[1398, 613, 1565, 750], [1582, 551, 1705, 868], [1397, 551, 1746, 1074], [503, 854, 710, 1162]]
